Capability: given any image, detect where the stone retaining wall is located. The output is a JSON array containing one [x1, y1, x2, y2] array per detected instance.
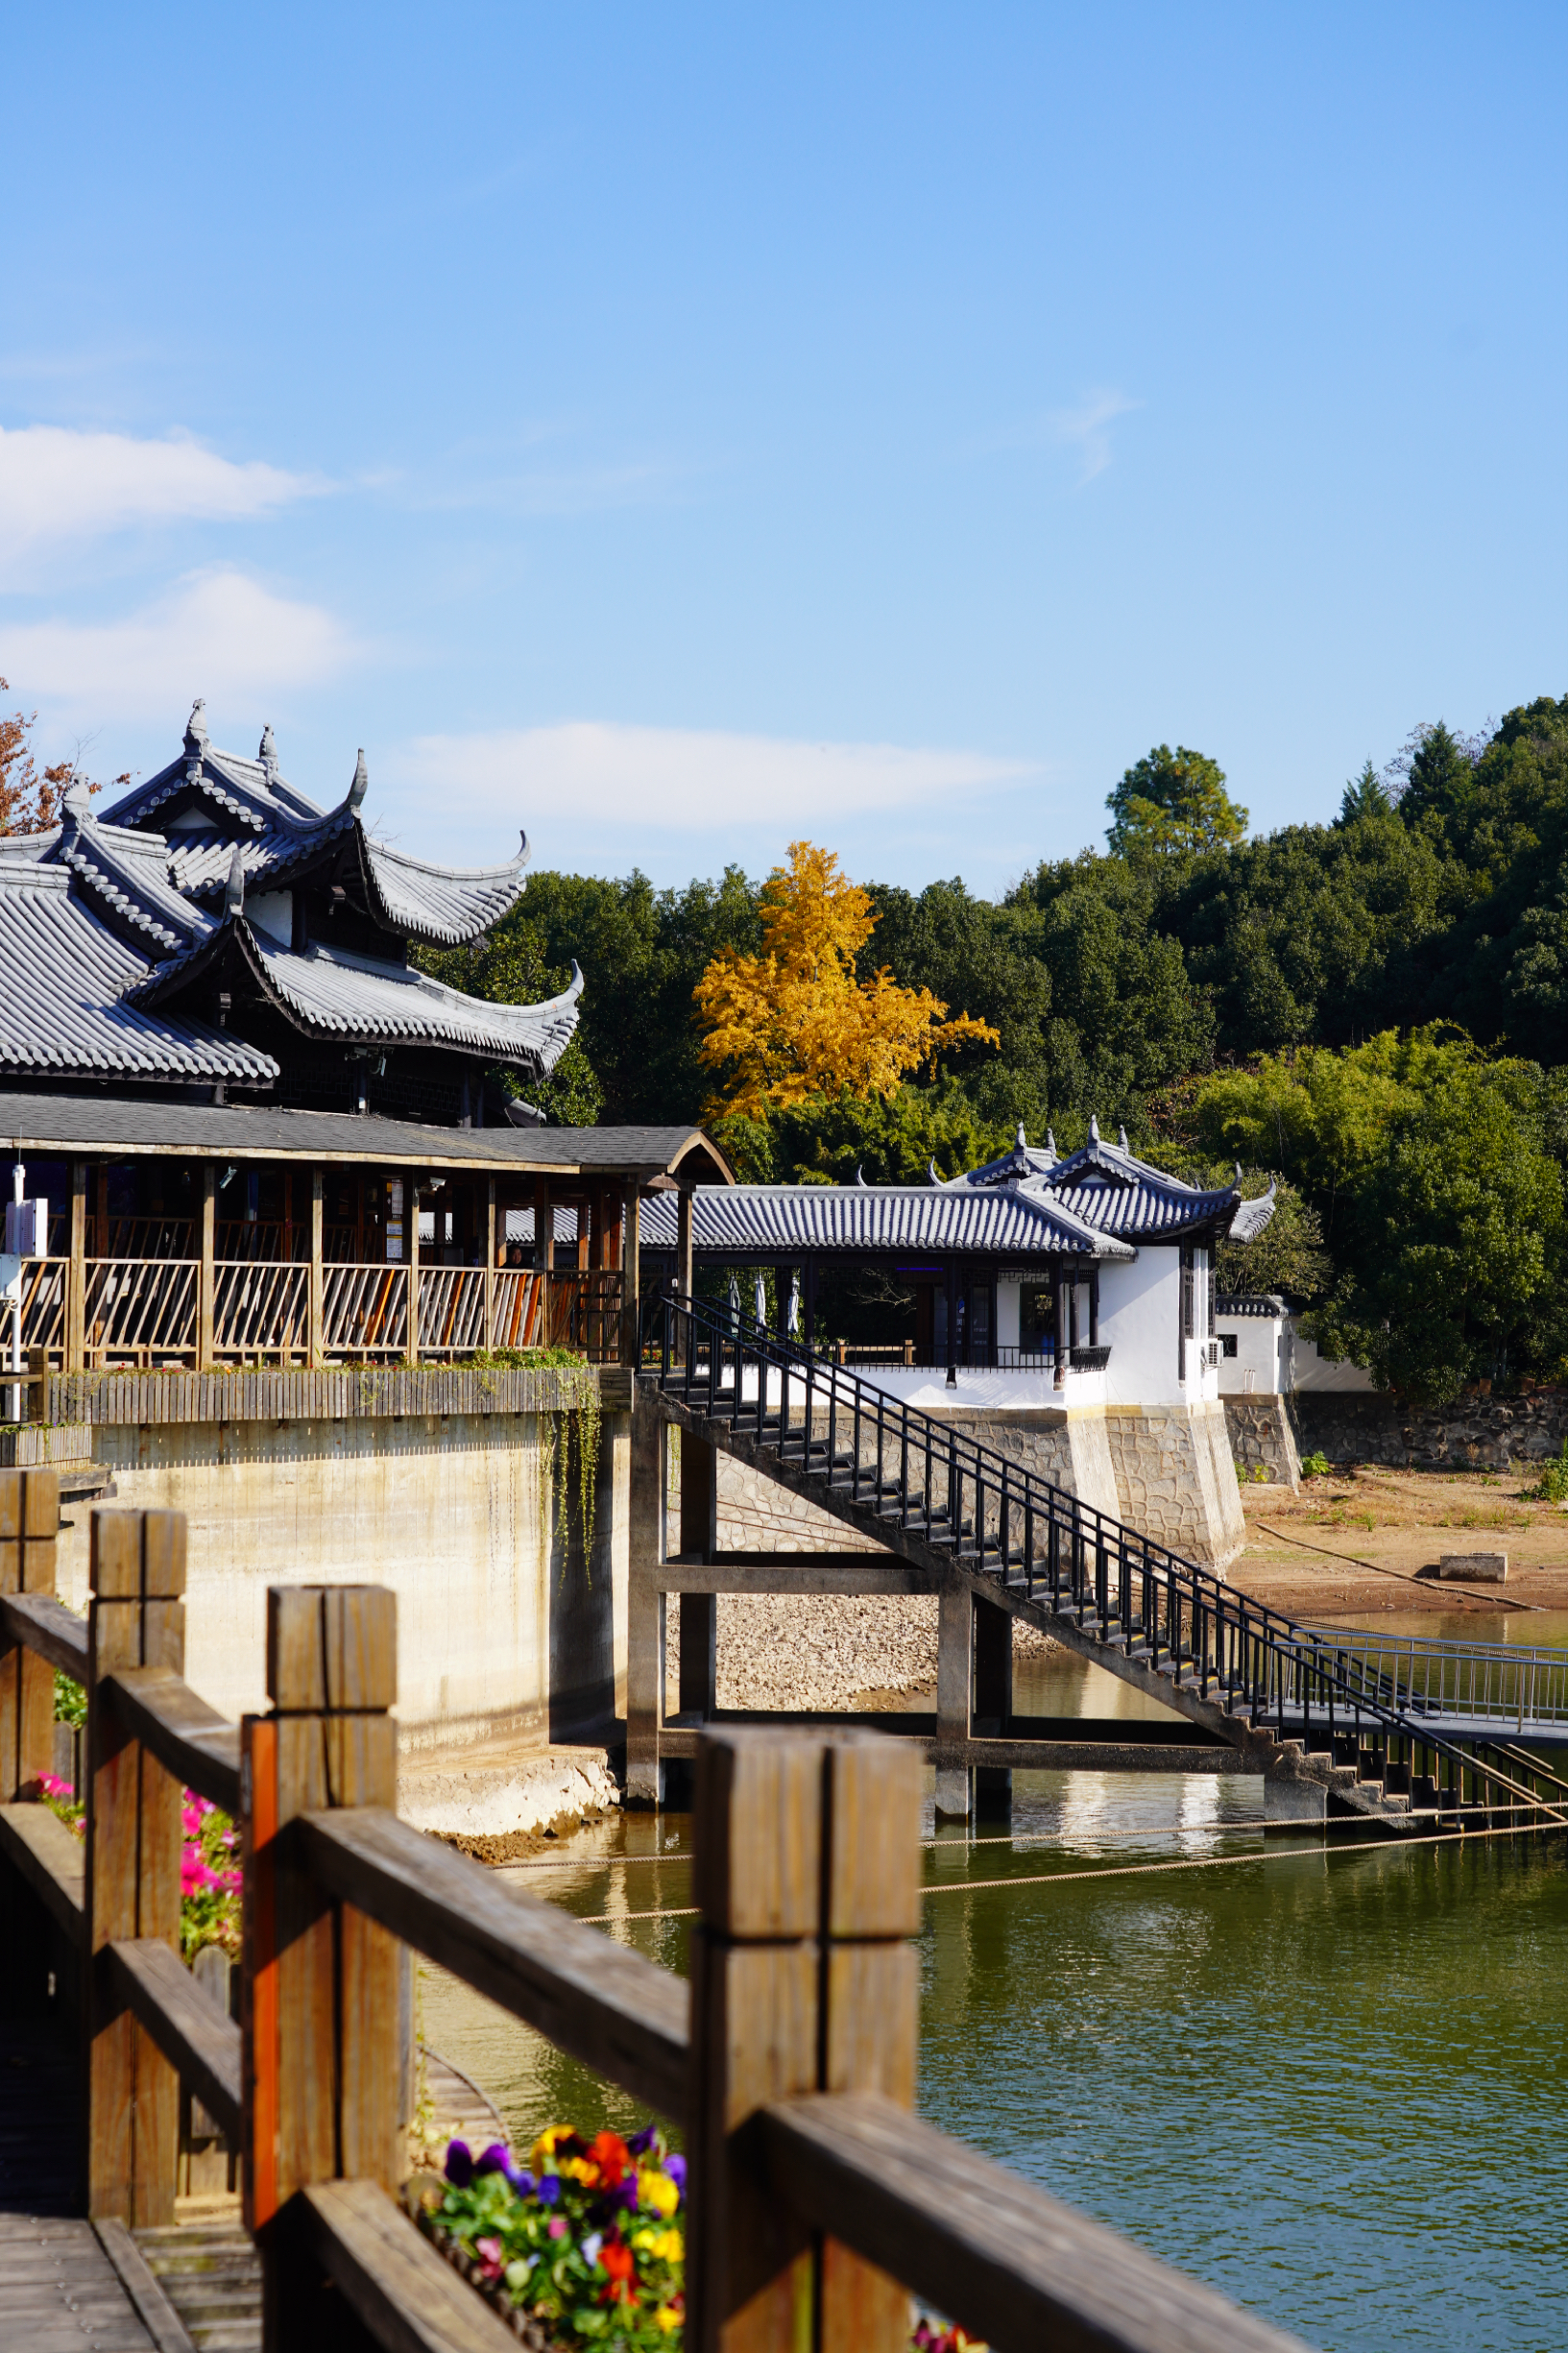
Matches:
[[1103, 1400, 1244, 1567], [1225, 1397, 1301, 1491], [1292, 1386, 1568, 1470]]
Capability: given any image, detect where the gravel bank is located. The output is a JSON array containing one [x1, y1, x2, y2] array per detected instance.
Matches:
[[665, 1591, 1059, 1713]]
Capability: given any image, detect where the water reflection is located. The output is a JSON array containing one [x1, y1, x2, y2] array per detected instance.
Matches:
[[417, 1672, 1568, 2353]]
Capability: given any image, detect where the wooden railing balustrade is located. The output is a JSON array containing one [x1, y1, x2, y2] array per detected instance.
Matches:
[[0, 1470, 1313, 2353], [12, 1258, 624, 1372]]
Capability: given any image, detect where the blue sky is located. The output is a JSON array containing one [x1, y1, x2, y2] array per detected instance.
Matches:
[[2, 3, 1563, 898]]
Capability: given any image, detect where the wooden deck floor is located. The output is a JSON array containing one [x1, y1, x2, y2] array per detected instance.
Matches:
[[0, 2010, 505, 2353], [0, 2216, 162, 2350]]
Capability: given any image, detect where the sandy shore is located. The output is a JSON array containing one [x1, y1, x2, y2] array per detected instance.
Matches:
[[1229, 1465, 1568, 1619]]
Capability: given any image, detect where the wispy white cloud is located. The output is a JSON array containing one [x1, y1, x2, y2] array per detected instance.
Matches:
[[0, 424, 321, 579], [389, 721, 1035, 843], [1044, 389, 1141, 482], [0, 568, 358, 720]]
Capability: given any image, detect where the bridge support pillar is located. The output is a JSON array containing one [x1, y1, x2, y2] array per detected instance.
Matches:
[[973, 1596, 1013, 1820], [934, 1583, 973, 1820], [626, 1386, 665, 1807], [1264, 1773, 1326, 1831]]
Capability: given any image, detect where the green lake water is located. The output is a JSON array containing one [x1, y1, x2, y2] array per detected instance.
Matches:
[[420, 1628, 1568, 2353]]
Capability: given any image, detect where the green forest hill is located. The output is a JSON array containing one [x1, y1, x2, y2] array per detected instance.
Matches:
[[423, 696, 1568, 1406]]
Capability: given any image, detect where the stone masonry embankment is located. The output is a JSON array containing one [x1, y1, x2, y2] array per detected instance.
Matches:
[[1291, 1386, 1568, 1470]]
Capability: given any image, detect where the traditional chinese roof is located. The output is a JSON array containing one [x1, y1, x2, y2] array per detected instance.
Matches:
[[638, 1181, 1134, 1260], [0, 861, 276, 1088], [0, 706, 580, 1100], [133, 918, 583, 1074], [102, 705, 530, 949], [953, 1118, 1274, 1244]]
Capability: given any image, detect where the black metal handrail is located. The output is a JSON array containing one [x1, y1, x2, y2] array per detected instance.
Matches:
[[646, 1292, 1568, 1825]]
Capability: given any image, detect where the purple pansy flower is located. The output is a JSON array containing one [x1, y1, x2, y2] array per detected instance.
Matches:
[[537, 2173, 561, 2207], [474, 2143, 511, 2178], [507, 2167, 537, 2198], [665, 2154, 687, 2202], [626, 2125, 658, 2155], [445, 2140, 473, 2188]]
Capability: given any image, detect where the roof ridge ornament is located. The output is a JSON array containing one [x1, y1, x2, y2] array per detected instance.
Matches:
[[1120, 1125, 1129, 1150], [519, 829, 531, 867], [183, 699, 208, 756], [1045, 1128, 1056, 1158], [347, 749, 369, 811], [855, 1163, 868, 1187], [1089, 1114, 1100, 1144], [1016, 1123, 1027, 1149], [259, 723, 278, 776], [224, 843, 246, 917], [61, 771, 91, 826], [928, 1158, 943, 1187]]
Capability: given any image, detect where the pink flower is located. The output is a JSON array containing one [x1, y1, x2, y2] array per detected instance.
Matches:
[[547, 2217, 567, 2241], [39, 1773, 75, 1801], [474, 2236, 504, 2283]]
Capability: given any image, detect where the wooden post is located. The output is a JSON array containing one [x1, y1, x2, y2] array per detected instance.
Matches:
[[678, 1427, 719, 1720], [85, 1507, 186, 2224], [484, 1177, 496, 1349], [589, 1185, 604, 1271], [308, 1168, 325, 1365], [687, 1727, 920, 2353], [67, 1160, 87, 1373], [677, 1185, 695, 1301], [933, 1582, 973, 1821], [406, 1175, 421, 1363], [534, 1176, 554, 1274], [198, 1163, 216, 1371], [244, 1584, 400, 2350], [0, 1467, 59, 1802], [621, 1181, 640, 1368]]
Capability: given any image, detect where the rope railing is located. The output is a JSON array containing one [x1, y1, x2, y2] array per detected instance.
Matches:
[[0, 1469, 1317, 2353]]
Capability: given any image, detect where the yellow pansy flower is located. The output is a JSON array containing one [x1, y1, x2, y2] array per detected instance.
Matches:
[[639, 2169, 680, 2219], [655, 2307, 682, 2335]]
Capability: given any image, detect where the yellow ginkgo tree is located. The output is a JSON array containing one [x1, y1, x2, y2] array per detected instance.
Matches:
[[694, 841, 999, 1118]]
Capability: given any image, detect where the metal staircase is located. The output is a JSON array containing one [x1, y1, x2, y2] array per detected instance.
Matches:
[[646, 1293, 1568, 1832]]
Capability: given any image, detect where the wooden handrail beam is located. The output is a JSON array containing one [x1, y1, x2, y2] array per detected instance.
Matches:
[[0, 1801, 84, 1936], [107, 1937, 243, 2146], [760, 2091, 1315, 2353], [298, 2178, 521, 2353], [297, 1807, 688, 2121], [0, 1589, 88, 1680], [101, 1666, 241, 1815]]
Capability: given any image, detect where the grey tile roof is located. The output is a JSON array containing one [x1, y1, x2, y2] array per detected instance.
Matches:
[[0, 1089, 727, 1179], [957, 1119, 1266, 1241], [132, 921, 583, 1074], [637, 1182, 1133, 1260], [362, 836, 529, 949], [1218, 1293, 1288, 1317], [0, 866, 277, 1086], [103, 713, 529, 948]]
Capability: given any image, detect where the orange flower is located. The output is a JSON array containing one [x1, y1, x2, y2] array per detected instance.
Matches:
[[589, 2130, 633, 2188]]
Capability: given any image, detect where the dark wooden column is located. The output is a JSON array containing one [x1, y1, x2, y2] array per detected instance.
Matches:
[[677, 1185, 695, 1300], [677, 1429, 718, 1720], [621, 1181, 641, 1366], [1053, 1265, 1069, 1391], [944, 1259, 957, 1385], [804, 1253, 817, 1349], [534, 1175, 553, 1273], [974, 1593, 1013, 1818]]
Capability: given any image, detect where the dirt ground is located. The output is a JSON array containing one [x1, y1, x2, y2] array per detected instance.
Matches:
[[1228, 1463, 1568, 1619]]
